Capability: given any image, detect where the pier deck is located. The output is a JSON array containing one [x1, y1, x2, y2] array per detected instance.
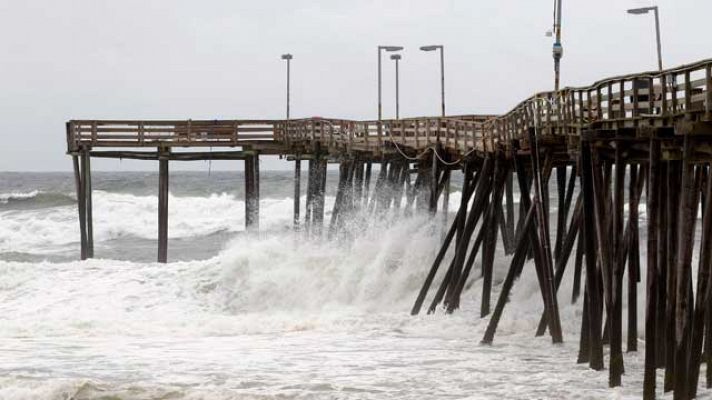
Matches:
[[66, 58, 712, 399]]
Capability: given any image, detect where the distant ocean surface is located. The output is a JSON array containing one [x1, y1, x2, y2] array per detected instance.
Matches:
[[0, 171, 658, 399]]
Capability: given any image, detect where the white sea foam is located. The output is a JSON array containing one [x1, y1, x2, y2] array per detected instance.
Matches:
[[0, 191, 335, 254], [0, 184, 684, 399]]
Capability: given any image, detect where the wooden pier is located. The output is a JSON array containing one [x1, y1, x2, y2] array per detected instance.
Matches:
[[66, 58, 712, 399]]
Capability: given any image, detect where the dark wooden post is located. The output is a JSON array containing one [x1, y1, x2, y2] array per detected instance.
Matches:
[[672, 136, 699, 400], [157, 152, 169, 263], [627, 163, 640, 352], [609, 143, 625, 387], [305, 159, 315, 232], [354, 160, 364, 210], [429, 149, 440, 214], [81, 149, 94, 258], [505, 170, 515, 251], [689, 165, 712, 396], [72, 154, 88, 260], [294, 156, 301, 229], [644, 136, 661, 399], [580, 135, 605, 370], [527, 128, 563, 343], [245, 153, 260, 232], [364, 161, 372, 206]]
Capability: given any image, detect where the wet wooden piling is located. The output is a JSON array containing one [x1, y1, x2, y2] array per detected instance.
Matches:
[[157, 155, 169, 263]]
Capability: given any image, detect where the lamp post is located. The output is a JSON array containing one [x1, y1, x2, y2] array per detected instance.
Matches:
[[390, 54, 401, 119], [421, 45, 448, 224], [378, 46, 404, 120], [552, 0, 563, 92], [281, 54, 293, 118], [419, 45, 445, 117], [627, 6, 663, 71], [282, 53, 299, 229]]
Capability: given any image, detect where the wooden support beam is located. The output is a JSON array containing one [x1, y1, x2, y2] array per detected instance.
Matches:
[[305, 159, 315, 232], [481, 155, 509, 317], [410, 173, 478, 316], [294, 157, 301, 230], [527, 128, 563, 344], [580, 136, 605, 371], [72, 154, 88, 260], [554, 166, 567, 261], [627, 164, 641, 352], [505, 170, 515, 253], [643, 138, 662, 400], [665, 160, 681, 393], [354, 160, 364, 210], [481, 203, 536, 344], [688, 165, 711, 397], [81, 150, 94, 258], [536, 194, 582, 335], [157, 155, 169, 263], [609, 143, 625, 387], [672, 136, 699, 400], [245, 154, 260, 232]]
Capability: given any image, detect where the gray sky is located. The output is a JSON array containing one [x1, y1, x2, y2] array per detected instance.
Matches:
[[1, 0, 709, 171]]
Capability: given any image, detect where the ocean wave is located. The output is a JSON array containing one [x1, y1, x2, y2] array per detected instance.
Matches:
[[0, 191, 76, 210], [0, 190, 333, 254]]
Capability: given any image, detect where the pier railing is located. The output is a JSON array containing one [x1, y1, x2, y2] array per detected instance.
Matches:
[[67, 58, 711, 156]]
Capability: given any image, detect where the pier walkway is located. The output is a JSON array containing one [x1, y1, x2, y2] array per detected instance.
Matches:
[[66, 58, 712, 399]]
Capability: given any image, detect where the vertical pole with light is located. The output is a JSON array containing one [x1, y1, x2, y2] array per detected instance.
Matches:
[[390, 54, 401, 119], [421, 44, 448, 222], [627, 6, 663, 71], [282, 53, 299, 230]]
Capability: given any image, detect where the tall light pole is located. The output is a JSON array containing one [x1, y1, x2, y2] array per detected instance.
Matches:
[[627, 6, 663, 71], [552, 0, 563, 92], [378, 46, 403, 120], [281, 54, 293, 118], [421, 45, 448, 225], [420, 45, 445, 116], [282, 53, 299, 229], [390, 54, 401, 119]]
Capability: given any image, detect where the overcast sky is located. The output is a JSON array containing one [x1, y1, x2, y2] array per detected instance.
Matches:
[[1, 0, 709, 171]]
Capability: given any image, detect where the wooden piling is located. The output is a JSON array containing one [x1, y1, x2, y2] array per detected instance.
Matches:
[[81, 149, 94, 258], [672, 137, 699, 400], [294, 156, 301, 229], [689, 165, 712, 397], [72, 154, 88, 260], [580, 136, 604, 370], [245, 154, 260, 232], [157, 155, 169, 263]]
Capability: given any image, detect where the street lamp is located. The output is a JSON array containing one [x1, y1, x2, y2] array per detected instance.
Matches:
[[627, 6, 663, 71], [281, 53, 299, 229], [390, 54, 401, 119], [421, 45, 448, 224], [551, 0, 563, 92], [378, 46, 403, 120], [420, 45, 445, 117], [281, 54, 293, 118]]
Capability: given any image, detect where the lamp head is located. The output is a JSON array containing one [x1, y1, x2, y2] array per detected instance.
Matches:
[[281, 54, 293, 60], [390, 54, 401, 60], [627, 6, 655, 15], [420, 45, 442, 51], [379, 46, 403, 52]]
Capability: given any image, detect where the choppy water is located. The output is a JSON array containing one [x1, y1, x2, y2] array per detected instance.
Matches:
[[0, 171, 698, 399]]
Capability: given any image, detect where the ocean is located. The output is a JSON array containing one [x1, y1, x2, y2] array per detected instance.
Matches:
[[0, 170, 683, 399]]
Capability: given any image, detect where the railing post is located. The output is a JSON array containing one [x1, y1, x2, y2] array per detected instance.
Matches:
[[661, 73, 669, 119]]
